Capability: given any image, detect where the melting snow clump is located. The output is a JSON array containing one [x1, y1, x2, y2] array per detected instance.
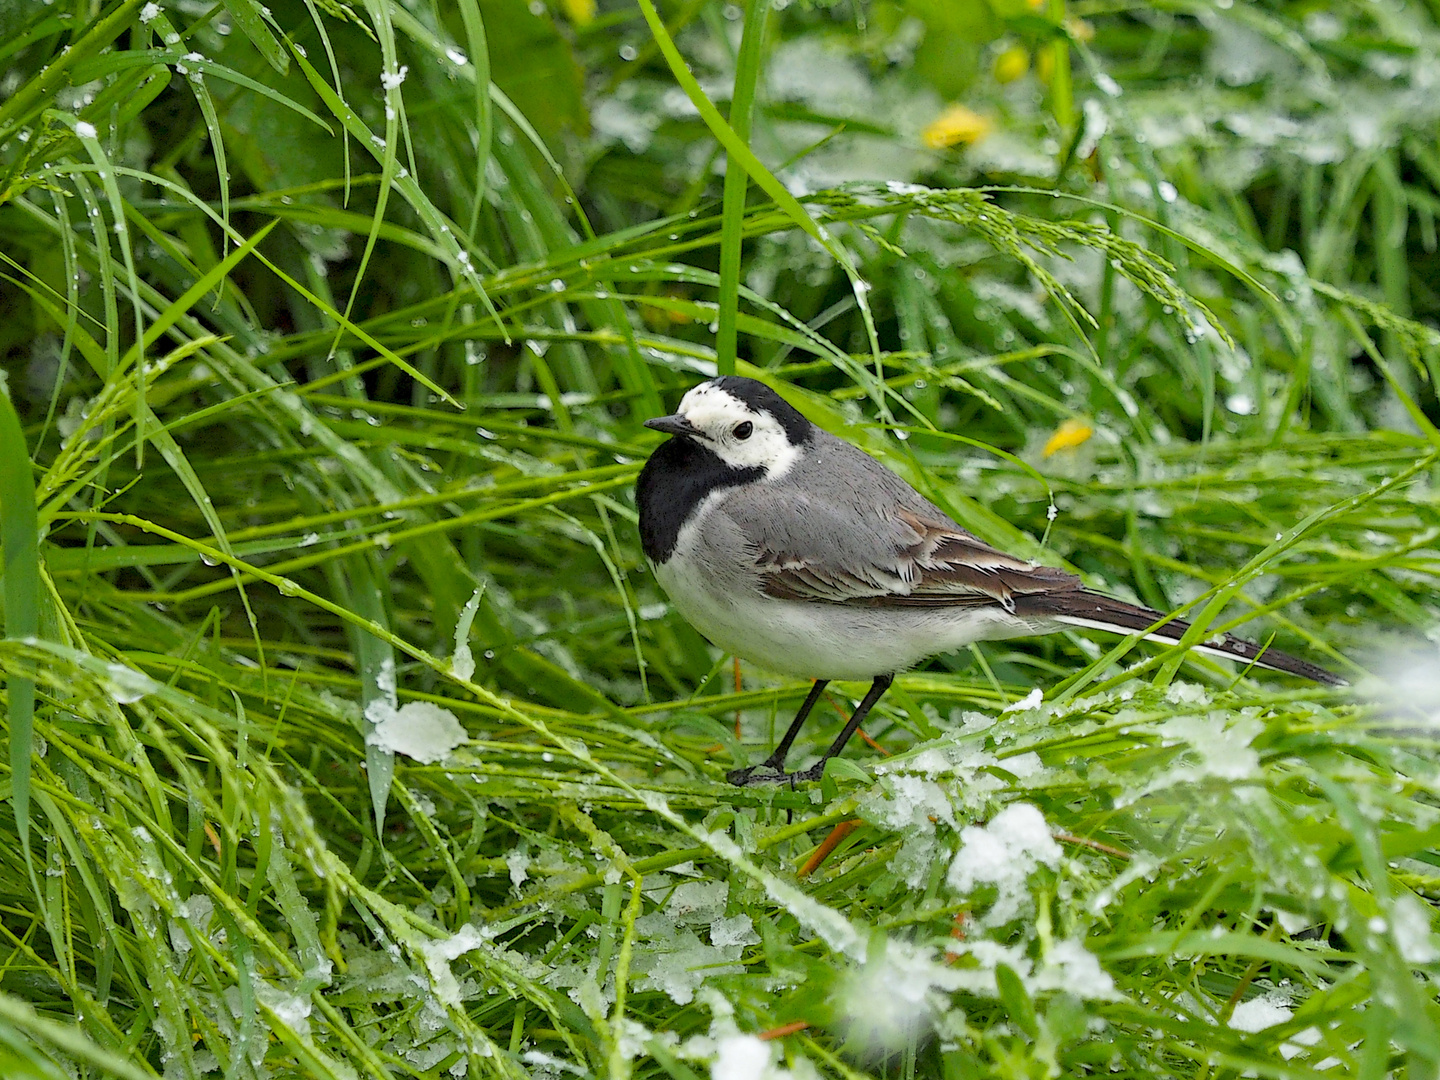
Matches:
[[1030, 939, 1117, 999], [838, 943, 957, 1056], [418, 924, 489, 1006], [710, 914, 760, 948], [1002, 687, 1043, 713], [1137, 711, 1262, 791], [1229, 989, 1293, 1032], [712, 1035, 772, 1080], [1389, 894, 1439, 963], [948, 802, 1061, 924], [450, 585, 485, 681], [366, 701, 467, 763]]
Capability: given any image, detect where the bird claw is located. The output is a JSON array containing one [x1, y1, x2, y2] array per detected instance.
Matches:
[[726, 762, 825, 787], [726, 763, 782, 786]]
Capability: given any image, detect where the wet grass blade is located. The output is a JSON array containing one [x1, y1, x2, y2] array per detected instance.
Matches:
[[0, 382, 40, 874], [715, 0, 769, 377]]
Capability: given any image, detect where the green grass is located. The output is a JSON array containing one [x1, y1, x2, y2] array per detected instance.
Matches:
[[1, 0, 1439, 1077]]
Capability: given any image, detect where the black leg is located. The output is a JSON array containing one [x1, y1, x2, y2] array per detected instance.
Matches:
[[729, 674, 894, 786], [727, 679, 828, 786], [786, 674, 893, 784]]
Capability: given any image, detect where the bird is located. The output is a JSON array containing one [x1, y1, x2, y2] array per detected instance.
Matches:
[[635, 376, 1343, 786]]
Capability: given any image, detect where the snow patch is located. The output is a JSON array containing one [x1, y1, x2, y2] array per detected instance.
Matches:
[[710, 914, 760, 949], [1229, 989, 1292, 1032], [712, 1035, 771, 1080], [365, 700, 466, 763], [1390, 893, 1439, 964], [1003, 687, 1043, 713], [418, 924, 489, 1007], [948, 803, 1061, 924], [1029, 939, 1116, 999]]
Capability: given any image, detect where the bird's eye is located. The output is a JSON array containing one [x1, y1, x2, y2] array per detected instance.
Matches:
[[733, 421, 754, 440]]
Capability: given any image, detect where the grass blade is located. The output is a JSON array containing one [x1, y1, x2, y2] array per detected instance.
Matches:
[[0, 380, 40, 874], [715, 0, 769, 377]]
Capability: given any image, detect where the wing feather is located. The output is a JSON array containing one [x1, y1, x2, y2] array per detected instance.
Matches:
[[745, 498, 1081, 610]]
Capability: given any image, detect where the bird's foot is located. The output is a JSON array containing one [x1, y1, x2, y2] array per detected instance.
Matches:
[[726, 761, 826, 787], [726, 762, 784, 786]]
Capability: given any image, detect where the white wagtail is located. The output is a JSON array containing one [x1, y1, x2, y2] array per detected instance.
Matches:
[[636, 376, 1343, 785]]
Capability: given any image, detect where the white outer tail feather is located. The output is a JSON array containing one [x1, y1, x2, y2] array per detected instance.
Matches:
[[1052, 614, 1344, 685]]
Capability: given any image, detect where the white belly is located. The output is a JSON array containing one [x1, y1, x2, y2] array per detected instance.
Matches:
[[653, 555, 1037, 682]]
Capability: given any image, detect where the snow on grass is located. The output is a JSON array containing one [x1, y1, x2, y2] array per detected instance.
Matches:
[[947, 802, 1061, 925], [416, 924, 489, 1007], [449, 585, 485, 681], [1229, 989, 1293, 1032], [1002, 687, 1044, 712], [837, 941, 952, 1056], [711, 1035, 773, 1080], [1389, 893, 1439, 964], [364, 700, 467, 763], [632, 881, 747, 1004]]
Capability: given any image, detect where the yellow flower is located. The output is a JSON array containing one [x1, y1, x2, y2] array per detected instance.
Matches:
[[1042, 418, 1094, 458], [921, 105, 992, 150], [560, 0, 595, 25], [1066, 17, 1095, 43], [993, 46, 1030, 84]]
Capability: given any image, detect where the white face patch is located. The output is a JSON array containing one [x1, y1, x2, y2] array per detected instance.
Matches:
[[675, 382, 802, 477]]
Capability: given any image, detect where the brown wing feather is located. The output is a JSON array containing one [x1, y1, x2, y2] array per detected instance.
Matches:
[[757, 506, 1083, 611]]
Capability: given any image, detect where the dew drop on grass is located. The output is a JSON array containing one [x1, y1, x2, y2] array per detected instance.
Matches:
[[276, 578, 300, 596], [106, 663, 156, 703]]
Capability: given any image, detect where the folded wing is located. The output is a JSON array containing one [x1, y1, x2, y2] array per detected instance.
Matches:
[[754, 505, 1081, 610], [724, 482, 1342, 685]]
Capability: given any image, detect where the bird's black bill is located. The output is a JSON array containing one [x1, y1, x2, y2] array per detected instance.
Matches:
[[644, 414, 699, 438]]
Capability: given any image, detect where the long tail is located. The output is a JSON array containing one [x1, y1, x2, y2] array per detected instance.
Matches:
[[1015, 591, 1345, 686]]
